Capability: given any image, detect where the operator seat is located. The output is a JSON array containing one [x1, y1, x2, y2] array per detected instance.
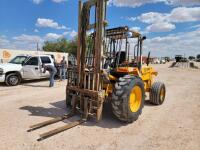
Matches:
[[109, 51, 128, 79], [116, 51, 126, 64]]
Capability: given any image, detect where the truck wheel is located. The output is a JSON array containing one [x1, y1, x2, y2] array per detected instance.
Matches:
[[112, 75, 145, 123], [150, 82, 166, 105], [5, 73, 21, 86]]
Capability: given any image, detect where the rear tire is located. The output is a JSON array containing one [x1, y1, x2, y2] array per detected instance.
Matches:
[[5, 73, 21, 86], [150, 82, 166, 105], [112, 75, 145, 123]]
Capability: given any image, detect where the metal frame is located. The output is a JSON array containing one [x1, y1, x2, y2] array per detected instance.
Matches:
[[67, 0, 108, 121], [104, 26, 146, 71]]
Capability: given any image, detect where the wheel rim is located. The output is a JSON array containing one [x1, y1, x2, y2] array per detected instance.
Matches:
[[129, 86, 142, 112], [9, 76, 18, 85], [160, 87, 165, 102]]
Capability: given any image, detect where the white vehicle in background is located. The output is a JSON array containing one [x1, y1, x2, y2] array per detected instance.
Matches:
[[0, 55, 55, 86], [153, 58, 160, 64], [160, 58, 166, 64]]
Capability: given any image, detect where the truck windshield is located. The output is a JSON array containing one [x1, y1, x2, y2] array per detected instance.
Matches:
[[9, 56, 28, 64]]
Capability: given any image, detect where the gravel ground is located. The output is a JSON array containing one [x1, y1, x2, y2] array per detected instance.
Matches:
[[0, 63, 199, 150]]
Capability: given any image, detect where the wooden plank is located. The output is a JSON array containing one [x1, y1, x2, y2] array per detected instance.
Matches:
[[79, 4, 89, 90], [94, 0, 106, 91], [77, 0, 83, 85]]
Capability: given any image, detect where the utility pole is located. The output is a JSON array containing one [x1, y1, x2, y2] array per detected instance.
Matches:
[[37, 43, 39, 51]]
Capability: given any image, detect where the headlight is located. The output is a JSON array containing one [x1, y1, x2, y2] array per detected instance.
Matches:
[[0, 68, 3, 75]]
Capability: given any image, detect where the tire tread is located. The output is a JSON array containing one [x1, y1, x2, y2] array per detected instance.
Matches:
[[112, 76, 145, 123]]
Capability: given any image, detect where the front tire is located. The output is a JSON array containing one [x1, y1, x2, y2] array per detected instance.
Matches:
[[5, 73, 21, 86], [112, 75, 145, 123]]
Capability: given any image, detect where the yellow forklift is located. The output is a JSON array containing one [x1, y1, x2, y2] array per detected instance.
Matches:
[[29, 0, 166, 140], [66, 26, 166, 123]]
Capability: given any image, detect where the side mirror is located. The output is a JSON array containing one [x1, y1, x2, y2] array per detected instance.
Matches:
[[147, 51, 151, 66]]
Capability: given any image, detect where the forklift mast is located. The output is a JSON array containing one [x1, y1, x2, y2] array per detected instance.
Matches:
[[67, 0, 108, 120], [77, 0, 107, 91]]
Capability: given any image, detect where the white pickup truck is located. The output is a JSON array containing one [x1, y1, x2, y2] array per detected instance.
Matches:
[[0, 55, 55, 86]]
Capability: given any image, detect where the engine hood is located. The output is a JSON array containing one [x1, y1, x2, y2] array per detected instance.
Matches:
[[0, 63, 22, 72]]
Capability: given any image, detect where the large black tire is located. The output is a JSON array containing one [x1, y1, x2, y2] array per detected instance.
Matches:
[[112, 75, 145, 123], [5, 73, 21, 86], [150, 82, 166, 105]]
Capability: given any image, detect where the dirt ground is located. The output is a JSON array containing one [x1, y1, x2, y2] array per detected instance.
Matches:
[[0, 63, 200, 150]]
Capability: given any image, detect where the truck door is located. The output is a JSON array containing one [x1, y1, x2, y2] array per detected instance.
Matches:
[[22, 57, 40, 79], [40, 56, 52, 78]]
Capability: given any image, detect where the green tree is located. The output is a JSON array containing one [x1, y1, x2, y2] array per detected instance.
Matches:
[[43, 38, 69, 53], [43, 36, 92, 57], [67, 38, 78, 56], [43, 37, 78, 56]]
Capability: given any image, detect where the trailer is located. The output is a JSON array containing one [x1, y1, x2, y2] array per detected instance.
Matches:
[[0, 49, 68, 63]]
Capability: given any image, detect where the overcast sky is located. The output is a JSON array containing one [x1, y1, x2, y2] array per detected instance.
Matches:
[[0, 0, 200, 57]]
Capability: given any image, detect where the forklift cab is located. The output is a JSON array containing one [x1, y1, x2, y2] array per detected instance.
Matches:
[[104, 26, 146, 78]]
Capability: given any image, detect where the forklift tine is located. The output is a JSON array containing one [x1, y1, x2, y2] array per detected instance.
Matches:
[[37, 119, 85, 141], [28, 113, 74, 132]]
